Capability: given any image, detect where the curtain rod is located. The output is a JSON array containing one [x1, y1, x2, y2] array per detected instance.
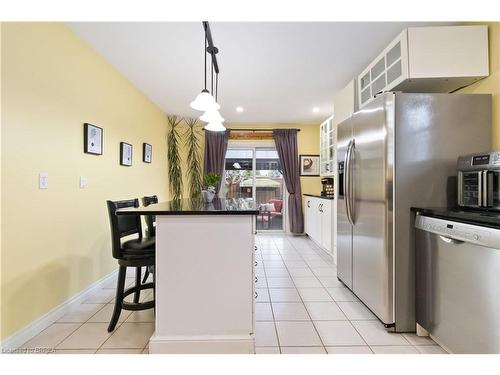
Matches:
[[202, 128, 300, 132]]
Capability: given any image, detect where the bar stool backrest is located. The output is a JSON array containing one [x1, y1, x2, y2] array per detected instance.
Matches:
[[107, 199, 142, 259]]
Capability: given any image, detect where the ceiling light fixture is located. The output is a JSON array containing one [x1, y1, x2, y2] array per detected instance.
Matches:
[[236, 106, 244, 113], [190, 22, 226, 132], [313, 107, 320, 113]]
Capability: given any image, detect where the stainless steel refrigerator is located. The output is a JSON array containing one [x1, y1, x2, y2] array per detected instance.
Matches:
[[336, 92, 491, 332]]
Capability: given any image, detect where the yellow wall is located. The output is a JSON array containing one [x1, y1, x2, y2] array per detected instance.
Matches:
[[1, 23, 169, 340], [0, 21, 3, 341], [459, 22, 500, 149], [224, 123, 322, 196]]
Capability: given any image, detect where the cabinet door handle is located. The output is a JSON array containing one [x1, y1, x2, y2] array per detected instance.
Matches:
[[254, 261, 258, 267], [307, 200, 310, 208], [254, 245, 258, 251]]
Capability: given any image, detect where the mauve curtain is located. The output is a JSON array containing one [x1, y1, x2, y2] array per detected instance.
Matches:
[[204, 129, 230, 194], [273, 129, 304, 234]]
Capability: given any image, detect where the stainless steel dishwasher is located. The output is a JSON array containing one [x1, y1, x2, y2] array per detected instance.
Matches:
[[415, 213, 500, 353]]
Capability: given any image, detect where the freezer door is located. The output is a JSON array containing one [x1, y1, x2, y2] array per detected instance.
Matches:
[[336, 117, 353, 289], [352, 94, 395, 325]]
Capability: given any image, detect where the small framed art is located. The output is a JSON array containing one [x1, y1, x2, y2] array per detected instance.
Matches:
[[299, 154, 320, 176], [120, 142, 133, 166], [83, 123, 103, 155], [143, 143, 152, 163]]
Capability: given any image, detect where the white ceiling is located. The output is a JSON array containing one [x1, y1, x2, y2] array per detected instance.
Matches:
[[68, 22, 450, 124]]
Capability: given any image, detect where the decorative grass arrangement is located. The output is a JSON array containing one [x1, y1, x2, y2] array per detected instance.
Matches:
[[184, 118, 203, 199], [167, 115, 183, 200]]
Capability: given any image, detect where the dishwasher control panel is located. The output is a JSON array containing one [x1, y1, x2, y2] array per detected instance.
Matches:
[[415, 215, 499, 249]]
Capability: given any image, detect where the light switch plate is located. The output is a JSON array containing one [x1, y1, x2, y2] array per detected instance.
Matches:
[[39, 173, 48, 189], [79, 176, 87, 189]]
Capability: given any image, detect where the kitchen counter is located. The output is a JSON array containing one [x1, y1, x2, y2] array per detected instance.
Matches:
[[411, 207, 500, 229], [303, 193, 334, 200], [118, 197, 257, 354], [116, 197, 259, 216]]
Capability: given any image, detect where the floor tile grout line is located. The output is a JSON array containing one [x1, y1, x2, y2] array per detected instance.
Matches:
[[22, 322, 82, 351], [274, 236, 328, 353], [258, 244, 283, 354], [95, 279, 155, 352], [61, 279, 152, 351], [294, 234, 376, 352], [25, 294, 114, 350]]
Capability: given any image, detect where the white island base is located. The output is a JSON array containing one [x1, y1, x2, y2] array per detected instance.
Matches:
[[149, 214, 256, 354]]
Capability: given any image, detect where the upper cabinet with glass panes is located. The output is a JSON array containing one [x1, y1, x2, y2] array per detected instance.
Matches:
[[358, 25, 489, 108], [320, 115, 335, 177]]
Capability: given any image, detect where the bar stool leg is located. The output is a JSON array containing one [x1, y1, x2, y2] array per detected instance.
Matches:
[[142, 267, 150, 284], [133, 266, 142, 303], [108, 265, 126, 332]]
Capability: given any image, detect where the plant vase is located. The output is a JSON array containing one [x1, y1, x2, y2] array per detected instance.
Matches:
[[202, 190, 215, 203]]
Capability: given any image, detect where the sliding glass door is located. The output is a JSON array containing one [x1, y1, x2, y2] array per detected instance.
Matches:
[[223, 147, 284, 231]]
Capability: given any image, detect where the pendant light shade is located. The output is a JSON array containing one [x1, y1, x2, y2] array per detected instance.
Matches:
[[204, 121, 226, 132], [199, 108, 224, 123], [190, 89, 220, 111]]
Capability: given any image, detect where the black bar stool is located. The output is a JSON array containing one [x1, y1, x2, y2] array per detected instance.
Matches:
[[141, 195, 158, 284], [106, 199, 155, 332]]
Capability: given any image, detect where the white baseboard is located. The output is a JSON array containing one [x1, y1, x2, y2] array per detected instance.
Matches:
[[0, 269, 118, 351]]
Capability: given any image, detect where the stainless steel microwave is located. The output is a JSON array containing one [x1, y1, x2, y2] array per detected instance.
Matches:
[[458, 151, 500, 210]]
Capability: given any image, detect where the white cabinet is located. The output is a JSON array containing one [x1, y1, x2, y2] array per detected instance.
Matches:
[[303, 196, 334, 255], [152, 215, 255, 353], [320, 116, 335, 177], [333, 79, 357, 127], [320, 199, 332, 252], [358, 25, 489, 108]]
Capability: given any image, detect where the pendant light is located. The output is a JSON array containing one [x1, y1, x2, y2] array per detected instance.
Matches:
[[203, 48, 226, 132], [200, 108, 224, 123], [190, 26, 219, 111]]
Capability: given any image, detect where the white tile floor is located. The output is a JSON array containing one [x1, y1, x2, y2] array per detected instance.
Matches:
[[12, 232, 446, 354], [252, 233, 446, 354]]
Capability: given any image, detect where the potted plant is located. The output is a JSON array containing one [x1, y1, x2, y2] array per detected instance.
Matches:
[[202, 173, 221, 203]]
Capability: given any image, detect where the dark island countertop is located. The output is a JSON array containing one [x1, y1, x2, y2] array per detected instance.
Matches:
[[116, 198, 260, 216], [412, 207, 500, 229], [303, 194, 334, 200]]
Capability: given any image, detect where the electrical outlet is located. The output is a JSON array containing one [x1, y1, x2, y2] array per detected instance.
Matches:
[[39, 173, 48, 189], [79, 176, 87, 189]]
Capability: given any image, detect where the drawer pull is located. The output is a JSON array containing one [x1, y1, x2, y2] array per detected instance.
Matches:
[[254, 291, 258, 299], [255, 276, 258, 283], [254, 245, 258, 251], [254, 261, 258, 267]]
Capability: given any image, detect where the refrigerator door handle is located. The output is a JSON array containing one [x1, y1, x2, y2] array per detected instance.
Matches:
[[345, 140, 354, 225], [347, 140, 356, 224]]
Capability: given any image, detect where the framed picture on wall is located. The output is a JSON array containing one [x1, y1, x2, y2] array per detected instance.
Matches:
[[120, 142, 133, 166], [83, 123, 103, 155], [143, 143, 152, 163], [299, 154, 320, 176]]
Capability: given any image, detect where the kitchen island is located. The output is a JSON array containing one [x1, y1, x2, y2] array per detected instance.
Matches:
[[117, 198, 259, 354]]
